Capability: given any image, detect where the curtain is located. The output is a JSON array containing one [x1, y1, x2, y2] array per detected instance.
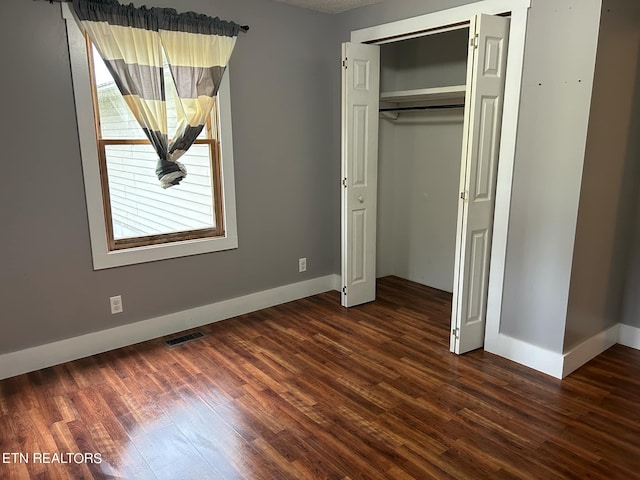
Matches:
[[71, 0, 247, 188]]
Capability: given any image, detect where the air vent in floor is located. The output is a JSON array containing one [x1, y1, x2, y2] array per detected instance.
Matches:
[[165, 331, 205, 347]]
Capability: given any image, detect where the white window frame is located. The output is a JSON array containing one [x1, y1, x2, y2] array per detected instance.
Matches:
[[63, 3, 238, 270]]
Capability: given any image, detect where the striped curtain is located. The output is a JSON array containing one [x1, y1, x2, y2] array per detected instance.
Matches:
[[71, 0, 247, 188]]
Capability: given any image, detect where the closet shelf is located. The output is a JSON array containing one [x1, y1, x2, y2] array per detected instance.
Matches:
[[380, 85, 466, 104]]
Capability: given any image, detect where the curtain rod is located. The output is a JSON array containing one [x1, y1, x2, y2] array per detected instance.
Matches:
[[39, 0, 250, 32]]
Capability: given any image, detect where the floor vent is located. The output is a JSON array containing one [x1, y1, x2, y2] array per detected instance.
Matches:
[[165, 331, 205, 347]]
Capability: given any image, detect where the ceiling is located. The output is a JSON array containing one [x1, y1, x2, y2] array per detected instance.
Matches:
[[272, 0, 386, 14]]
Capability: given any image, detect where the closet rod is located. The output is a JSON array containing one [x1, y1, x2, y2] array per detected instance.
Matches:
[[379, 104, 464, 113]]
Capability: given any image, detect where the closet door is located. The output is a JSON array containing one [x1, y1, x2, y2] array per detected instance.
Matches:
[[341, 42, 380, 307], [451, 14, 510, 353]]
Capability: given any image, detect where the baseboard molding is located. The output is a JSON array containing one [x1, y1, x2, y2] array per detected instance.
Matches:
[[3, 278, 636, 382], [0, 274, 342, 381], [487, 323, 637, 379], [618, 323, 640, 349], [562, 324, 619, 378], [484, 333, 565, 379]]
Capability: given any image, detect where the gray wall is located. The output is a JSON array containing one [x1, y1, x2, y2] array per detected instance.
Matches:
[[623, 197, 640, 328], [0, 0, 338, 354], [614, 0, 640, 330], [4, 0, 636, 359], [497, 0, 602, 353], [565, 0, 640, 349], [376, 111, 462, 292], [379, 29, 470, 91]]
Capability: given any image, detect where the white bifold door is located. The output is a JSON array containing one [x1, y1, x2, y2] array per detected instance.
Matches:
[[340, 42, 380, 308], [341, 14, 510, 354]]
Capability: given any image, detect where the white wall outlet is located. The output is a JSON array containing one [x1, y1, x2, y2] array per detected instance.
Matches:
[[110, 295, 123, 314], [299, 257, 307, 272]]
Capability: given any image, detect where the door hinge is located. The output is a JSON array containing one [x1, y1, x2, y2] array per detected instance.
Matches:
[[460, 191, 468, 201], [342, 58, 348, 68], [342, 177, 348, 188], [342, 286, 347, 295], [470, 34, 479, 49], [452, 327, 460, 339]]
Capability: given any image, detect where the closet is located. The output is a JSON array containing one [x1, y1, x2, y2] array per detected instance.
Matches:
[[376, 29, 469, 294], [341, 13, 510, 354]]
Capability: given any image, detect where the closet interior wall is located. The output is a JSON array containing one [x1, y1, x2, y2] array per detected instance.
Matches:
[[376, 29, 469, 293]]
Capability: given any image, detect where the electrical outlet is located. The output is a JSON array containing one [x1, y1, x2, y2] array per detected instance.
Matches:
[[110, 295, 123, 314], [299, 257, 307, 272]]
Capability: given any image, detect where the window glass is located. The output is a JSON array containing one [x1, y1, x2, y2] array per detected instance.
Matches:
[[90, 44, 219, 246], [92, 47, 209, 141], [104, 144, 216, 239]]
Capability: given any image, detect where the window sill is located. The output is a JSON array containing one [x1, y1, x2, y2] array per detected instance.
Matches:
[[91, 235, 238, 269]]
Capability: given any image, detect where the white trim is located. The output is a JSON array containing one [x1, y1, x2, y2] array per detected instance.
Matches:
[[484, 4, 530, 355], [488, 323, 639, 380], [618, 323, 640, 350], [372, 24, 470, 45], [562, 324, 619, 378], [350, 0, 531, 43], [0, 274, 341, 381], [63, 3, 239, 270], [487, 333, 565, 379]]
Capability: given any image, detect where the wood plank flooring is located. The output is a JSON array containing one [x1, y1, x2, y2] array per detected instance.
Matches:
[[1, 276, 639, 479]]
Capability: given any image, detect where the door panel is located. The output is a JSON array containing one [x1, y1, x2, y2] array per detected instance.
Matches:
[[467, 228, 489, 323], [452, 14, 510, 353], [352, 105, 368, 186], [351, 209, 366, 283], [475, 97, 498, 200], [341, 42, 380, 307]]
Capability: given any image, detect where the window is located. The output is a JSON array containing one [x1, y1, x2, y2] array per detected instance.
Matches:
[[88, 39, 225, 250], [64, 4, 238, 269]]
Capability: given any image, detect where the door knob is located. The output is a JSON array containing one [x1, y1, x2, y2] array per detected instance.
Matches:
[[358, 195, 364, 203]]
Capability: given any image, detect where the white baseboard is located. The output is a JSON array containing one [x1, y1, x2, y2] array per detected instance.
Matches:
[[562, 324, 619, 377], [484, 333, 565, 379], [487, 323, 637, 379], [618, 323, 640, 349], [0, 274, 342, 381], [3, 276, 636, 383]]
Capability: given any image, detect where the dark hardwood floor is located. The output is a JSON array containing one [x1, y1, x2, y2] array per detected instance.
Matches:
[[1, 276, 639, 479]]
